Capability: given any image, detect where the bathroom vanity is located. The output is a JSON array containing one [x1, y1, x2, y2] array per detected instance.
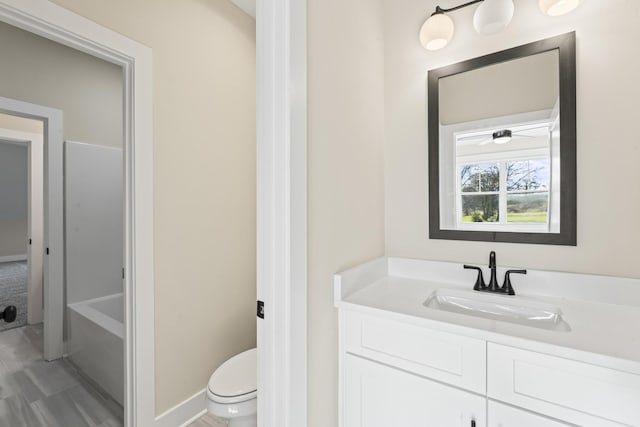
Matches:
[[334, 257, 640, 426]]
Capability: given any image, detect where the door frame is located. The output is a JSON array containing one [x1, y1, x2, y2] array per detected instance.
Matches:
[[26, 132, 44, 326], [0, 126, 45, 326], [0, 1, 155, 426], [256, 1, 308, 426], [0, 98, 63, 361]]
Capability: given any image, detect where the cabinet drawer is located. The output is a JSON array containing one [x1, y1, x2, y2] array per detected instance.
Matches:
[[344, 310, 486, 394], [488, 343, 638, 426], [488, 401, 571, 427]]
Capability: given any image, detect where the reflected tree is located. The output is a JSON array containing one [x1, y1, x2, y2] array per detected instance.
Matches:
[[460, 164, 499, 222]]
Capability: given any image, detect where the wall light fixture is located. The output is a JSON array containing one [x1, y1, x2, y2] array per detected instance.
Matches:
[[420, 0, 582, 51]]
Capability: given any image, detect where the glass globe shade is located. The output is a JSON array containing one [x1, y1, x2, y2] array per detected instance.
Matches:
[[473, 0, 514, 35], [420, 13, 454, 51], [539, 0, 582, 16]]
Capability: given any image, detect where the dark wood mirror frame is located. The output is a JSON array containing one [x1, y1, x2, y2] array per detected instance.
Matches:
[[428, 32, 576, 245]]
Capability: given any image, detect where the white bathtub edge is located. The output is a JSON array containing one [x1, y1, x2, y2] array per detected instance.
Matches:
[[68, 294, 124, 340]]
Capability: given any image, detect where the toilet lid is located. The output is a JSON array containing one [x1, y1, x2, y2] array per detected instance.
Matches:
[[208, 348, 257, 399]]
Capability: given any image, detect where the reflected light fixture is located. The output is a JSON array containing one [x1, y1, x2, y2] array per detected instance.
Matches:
[[420, 0, 582, 51], [539, 0, 582, 16], [492, 129, 512, 144]]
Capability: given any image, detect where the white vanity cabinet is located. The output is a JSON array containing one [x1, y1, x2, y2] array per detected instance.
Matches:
[[344, 355, 485, 427], [335, 257, 640, 427], [339, 309, 640, 427]]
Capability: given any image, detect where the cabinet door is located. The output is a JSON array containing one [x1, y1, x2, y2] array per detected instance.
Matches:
[[488, 401, 571, 427], [343, 354, 485, 427]]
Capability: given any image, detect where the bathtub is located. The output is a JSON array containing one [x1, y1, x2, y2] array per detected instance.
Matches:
[[67, 293, 124, 405]]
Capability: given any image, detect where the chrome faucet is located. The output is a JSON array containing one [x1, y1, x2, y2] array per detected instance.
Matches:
[[464, 251, 526, 295]]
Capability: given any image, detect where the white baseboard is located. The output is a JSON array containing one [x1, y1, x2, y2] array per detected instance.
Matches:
[[0, 254, 27, 263], [154, 389, 207, 427]]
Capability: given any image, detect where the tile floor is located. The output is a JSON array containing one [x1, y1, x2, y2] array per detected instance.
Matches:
[[0, 323, 226, 426], [188, 413, 226, 427], [0, 323, 123, 426]]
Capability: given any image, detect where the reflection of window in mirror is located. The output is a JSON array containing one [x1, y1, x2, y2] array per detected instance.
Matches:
[[438, 50, 560, 233], [453, 117, 559, 233]]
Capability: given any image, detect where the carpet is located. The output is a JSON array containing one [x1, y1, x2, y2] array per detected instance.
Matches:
[[0, 260, 28, 331]]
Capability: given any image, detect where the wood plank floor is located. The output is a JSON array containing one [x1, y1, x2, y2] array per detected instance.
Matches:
[[0, 324, 123, 426]]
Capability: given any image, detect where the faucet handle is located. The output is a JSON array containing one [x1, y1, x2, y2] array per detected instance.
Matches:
[[463, 265, 486, 291], [501, 269, 527, 295]]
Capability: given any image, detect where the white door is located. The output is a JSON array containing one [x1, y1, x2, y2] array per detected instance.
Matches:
[[344, 354, 486, 427], [488, 401, 571, 427]]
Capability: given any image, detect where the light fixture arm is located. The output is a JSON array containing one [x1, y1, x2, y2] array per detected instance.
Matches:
[[432, 0, 484, 16]]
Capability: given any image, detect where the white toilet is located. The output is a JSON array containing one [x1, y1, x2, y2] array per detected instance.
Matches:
[[207, 348, 257, 427]]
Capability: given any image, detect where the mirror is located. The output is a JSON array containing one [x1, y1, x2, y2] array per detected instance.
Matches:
[[428, 33, 576, 245]]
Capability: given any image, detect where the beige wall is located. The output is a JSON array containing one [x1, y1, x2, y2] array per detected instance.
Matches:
[[0, 22, 122, 148], [384, 0, 640, 278], [48, 0, 257, 414], [308, 0, 386, 425], [0, 113, 43, 134]]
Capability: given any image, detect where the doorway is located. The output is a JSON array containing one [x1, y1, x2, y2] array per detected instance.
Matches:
[[0, 2, 154, 425], [0, 100, 64, 362], [0, 11, 125, 424], [0, 115, 44, 334]]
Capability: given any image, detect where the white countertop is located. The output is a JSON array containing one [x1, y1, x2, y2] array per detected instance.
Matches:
[[335, 257, 640, 374]]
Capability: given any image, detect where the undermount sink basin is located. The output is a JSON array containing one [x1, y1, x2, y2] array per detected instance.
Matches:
[[424, 288, 571, 332]]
